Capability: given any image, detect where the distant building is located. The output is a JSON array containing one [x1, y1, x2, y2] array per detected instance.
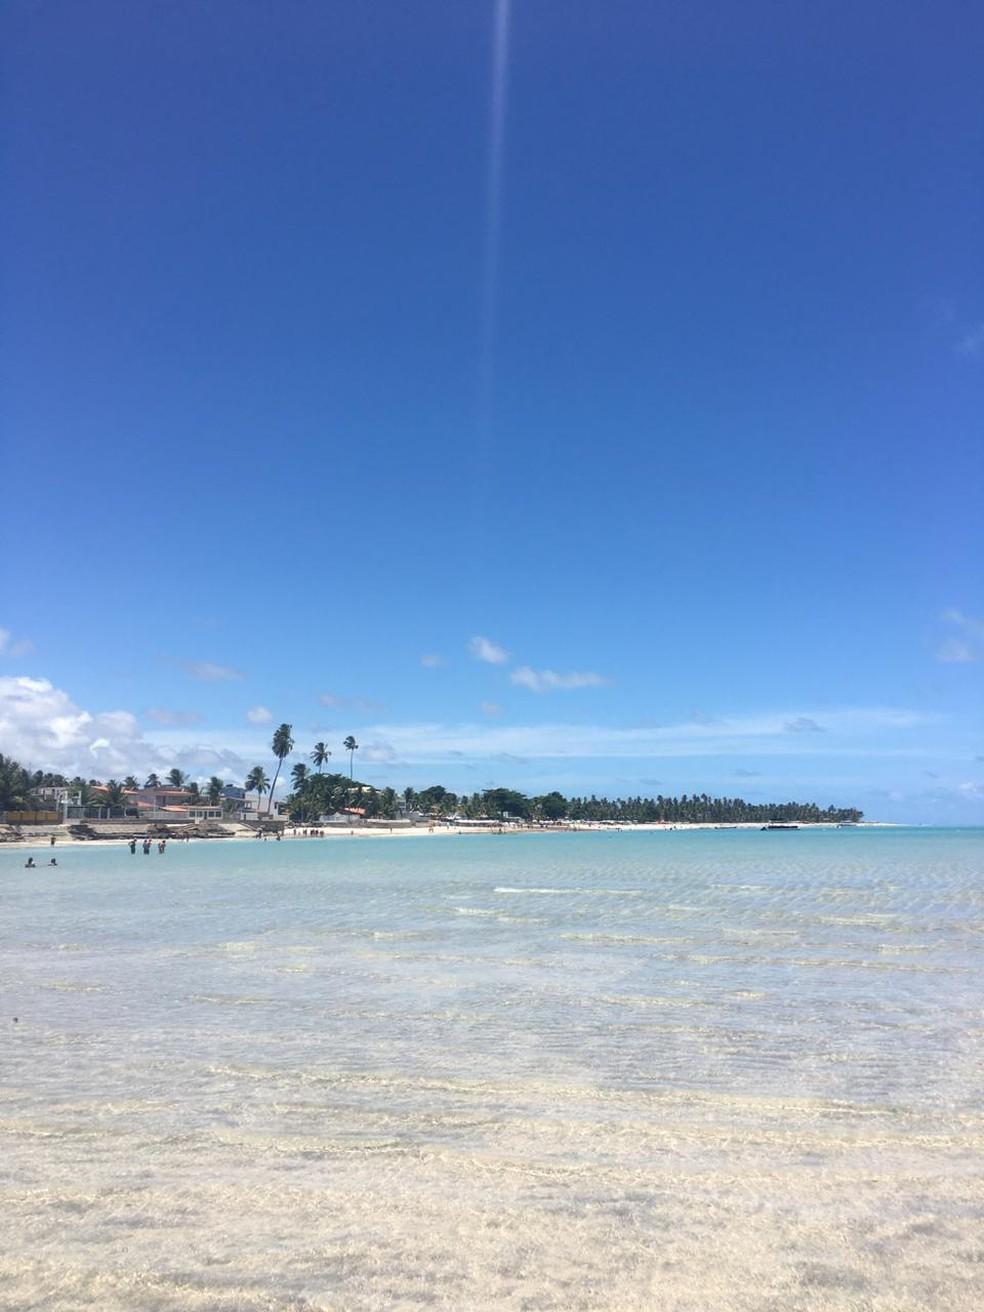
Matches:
[[220, 785, 268, 821], [123, 786, 222, 823]]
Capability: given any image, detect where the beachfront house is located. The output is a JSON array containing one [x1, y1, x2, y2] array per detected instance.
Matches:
[[123, 786, 222, 823], [221, 784, 268, 821]]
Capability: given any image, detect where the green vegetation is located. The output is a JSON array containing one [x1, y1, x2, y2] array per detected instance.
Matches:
[[283, 768, 863, 826], [244, 766, 270, 804], [0, 754, 52, 812], [102, 780, 127, 815], [0, 748, 864, 826]]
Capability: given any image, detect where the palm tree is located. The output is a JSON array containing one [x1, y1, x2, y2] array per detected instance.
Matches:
[[290, 762, 309, 791], [167, 768, 188, 789], [124, 775, 139, 790], [187, 781, 201, 801], [343, 736, 359, 779], [103, 780, 127, 816], [0, 753, 36, 811], [268, 723, 294, 814], [310, 742, 331, 773], [206, 776, 224, 805], [245, 766, 269, 813], [144, 772, 161, 789]]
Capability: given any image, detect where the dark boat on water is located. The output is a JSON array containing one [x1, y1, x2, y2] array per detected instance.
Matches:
[[761, 823, 799, 830]]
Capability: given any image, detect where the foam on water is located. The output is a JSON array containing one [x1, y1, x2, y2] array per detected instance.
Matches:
[[1, 827, 983, 1309]]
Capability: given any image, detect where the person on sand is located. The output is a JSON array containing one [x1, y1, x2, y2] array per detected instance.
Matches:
[[25, 857, 36, 868], [50, 834, 56, 847]]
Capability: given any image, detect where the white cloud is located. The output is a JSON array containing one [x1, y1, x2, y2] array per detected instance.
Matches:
[[146, 707, 203, 726], [0, 627, 34, 658], [420, 653, 444, 668], [468, 635, 509, 665], [0, 675, 148, 775], [481, 700, 504, 717], [937, 639, 974, 663], [957, 323, 984, 357], [784, 716, 825, 733], [511, 666, 609, 693], [937, 609, 984, 662], [246, 705, 273, 724], [361, 741, 397, 763], [320, 692, 385, 711], [182, 660, 244, 682], [313, 706, 927, 765], [0, 676, 259, 782]]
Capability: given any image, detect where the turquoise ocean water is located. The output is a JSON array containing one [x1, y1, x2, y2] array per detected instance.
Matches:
[[2, 828, 982, 1309]]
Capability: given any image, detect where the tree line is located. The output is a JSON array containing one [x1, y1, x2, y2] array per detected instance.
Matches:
[[1, 740, 864, 825], [285, 777, 862, 825]]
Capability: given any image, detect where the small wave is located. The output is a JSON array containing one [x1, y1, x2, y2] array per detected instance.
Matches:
[[494, 886, 644, 896], [561, 932, 690, 946], [188, 993, 279, 1007]]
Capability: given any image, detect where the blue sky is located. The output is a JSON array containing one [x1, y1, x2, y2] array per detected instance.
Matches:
[[1, 1, 982, 821]]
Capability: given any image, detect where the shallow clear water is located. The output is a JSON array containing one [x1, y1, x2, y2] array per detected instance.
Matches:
[[2, 828, 982, 1310]]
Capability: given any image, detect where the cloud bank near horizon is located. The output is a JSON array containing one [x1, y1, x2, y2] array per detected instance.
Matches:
[[0, 672, 943, 781]]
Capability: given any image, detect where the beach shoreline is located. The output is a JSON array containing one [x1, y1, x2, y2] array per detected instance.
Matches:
[[2, 819, 898, 853]]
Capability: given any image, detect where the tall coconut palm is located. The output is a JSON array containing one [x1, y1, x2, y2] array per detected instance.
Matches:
[[167, 768, 188, 789], [187, 781, 201, 801], [245, 766, 269, 811], [268, 723, 294, 814], [206, 776, 224, 805], [103, 780, 127, 816], [144, 772, 161, 789], [343, 735, 359, 779], [310, 742, 331, 773], [290, 762, 309, 791], [124, 776, 139, 791]]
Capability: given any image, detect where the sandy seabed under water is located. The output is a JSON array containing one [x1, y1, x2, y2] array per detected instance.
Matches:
[[1, 828, 982, 1310]]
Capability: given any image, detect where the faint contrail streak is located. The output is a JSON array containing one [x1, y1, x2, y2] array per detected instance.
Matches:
[[477, 0, 511, 459]]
